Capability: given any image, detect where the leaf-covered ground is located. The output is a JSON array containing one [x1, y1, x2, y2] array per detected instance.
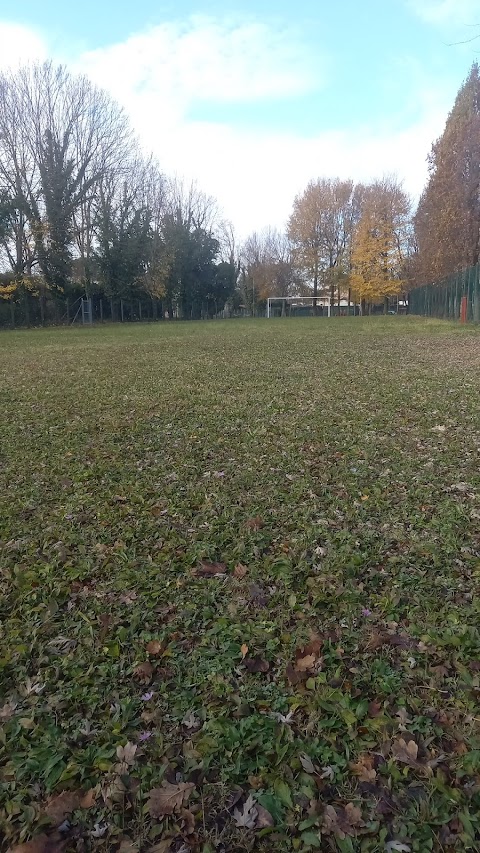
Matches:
[[1, 317, 480, 853]]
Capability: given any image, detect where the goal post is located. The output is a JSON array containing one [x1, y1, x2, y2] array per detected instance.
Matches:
[[266, 295, 332, 318]]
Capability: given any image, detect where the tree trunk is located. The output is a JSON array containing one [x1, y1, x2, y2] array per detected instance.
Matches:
[[110, 297, 114, 322], [139, 300, 142, 321], [10, 300, 15, 328], [40, 291, 46, 326], [313, 265, 318, 315], [121, 298, 125, 322], [100, 299, 104, 323], [361, 298, 366, 316], [66, 297, 70, 323], [384, 296, 389, 314], [24, 289, 30, 327]]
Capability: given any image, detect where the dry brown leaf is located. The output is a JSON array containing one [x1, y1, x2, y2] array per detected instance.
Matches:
[[0, 699, 17, 721], [367, 631, 412, 651], [234, 563, 248, 578], [44, 790, 84, 824], [195, 560, 227, 576], [295, 653, 316, 672], [233, 794, 258, 828], [240, 643, 249, 659], [350, 754, 377, 782], [290, 635, 323, 677], [147, 781, 195, 817], [246, 516, 263, 530], [10, 834, 66, 853], [255, 804, 274, 828], [79, 787, 97, 808], [391, 738, 419, 766], [116, 742, 137, 766], [300, 753, 316, 774], [181, 807, 195, 834], [323, 803, 364, 839], [118, 839, 140, 853], [286, 662, 303, 685], [133, 661, 153, 682], [147, 841, 173, 853], [244, 655, 270, 673], [146, 640, 164, 656]]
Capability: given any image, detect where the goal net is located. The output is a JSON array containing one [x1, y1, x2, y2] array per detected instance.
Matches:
[[266, 296, 333, 318]]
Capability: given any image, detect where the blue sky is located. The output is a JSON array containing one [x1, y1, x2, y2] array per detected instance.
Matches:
[[1, 0, 479, 235]]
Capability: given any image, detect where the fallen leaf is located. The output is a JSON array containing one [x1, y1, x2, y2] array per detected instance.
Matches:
[[133, 661, 153, 682], [194, 560, 227, 576], [233, 794, 258, 828], [350, 755, 377, 782], [10, 834, 66, 853], [255, 804, 274, 828], [44, 790, 84, 824], [181, 807, 195, 834], [244, 655, 270, 673], [323, 802, 364, 839], [290, 635, 323, 677], [148, 838, 173, 853], [391, 738, 419, 766], [286, 663, 303, 685], [385, 842, 411, 853], [248, 583, 269, 606], [295, 653, 317, 672], [246, 516, 263, 530], [116, 742, 137, 766], [0, 699, 17, 720], [80, 788, 97, 808], [118, 839, 140, 853], [300, 753, 316, 774], [120, 591, 137, 605], [146, 640, 164, 656], [147, 842, 173, 853], [182, 710, 201, 730], [367, 631, 413, 651], [147, 781, 195, 817], [234, 563, 248, 578], [240, 643, 249, 659]]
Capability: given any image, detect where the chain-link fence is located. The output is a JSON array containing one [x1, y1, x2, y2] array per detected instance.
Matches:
[[0, 294, 164, 329], [409, 264, 480, 321]]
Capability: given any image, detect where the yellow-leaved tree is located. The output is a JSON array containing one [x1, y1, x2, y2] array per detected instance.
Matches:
[[350, 177, 410, 311]]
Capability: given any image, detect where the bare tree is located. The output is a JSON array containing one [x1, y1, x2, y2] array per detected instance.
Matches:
[[0, 61, 132, 295]]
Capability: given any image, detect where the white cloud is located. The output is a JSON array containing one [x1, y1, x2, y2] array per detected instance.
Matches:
[[0, 15, 452, 239], [79, 16, 319, 117], [77, 17, 450, 237], [150, 109, 446, 239], [0, 22, 47, 69], [409, 0, 479, 26]]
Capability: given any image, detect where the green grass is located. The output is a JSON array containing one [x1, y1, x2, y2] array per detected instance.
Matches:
[[1, 316, 480, 853]]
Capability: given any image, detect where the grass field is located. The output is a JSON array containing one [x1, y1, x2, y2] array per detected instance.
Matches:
[[1, 317, 480, 853]]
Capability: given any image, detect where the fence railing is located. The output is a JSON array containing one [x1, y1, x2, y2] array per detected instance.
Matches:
[[409, 263, 480, 322]]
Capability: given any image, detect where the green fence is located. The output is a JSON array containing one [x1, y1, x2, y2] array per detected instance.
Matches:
[[409, 263, 480, 321]]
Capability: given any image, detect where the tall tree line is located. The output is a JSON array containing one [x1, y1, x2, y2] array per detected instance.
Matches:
[[0, 62, 237, 321], [240, 177, 411, 313], [413, 63, 480, 285]]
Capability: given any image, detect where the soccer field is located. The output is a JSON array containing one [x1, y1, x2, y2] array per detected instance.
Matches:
[[1, 317, 480, 852]]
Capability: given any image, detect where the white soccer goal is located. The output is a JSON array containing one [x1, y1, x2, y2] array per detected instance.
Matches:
[[266, 295, 332, 318]]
